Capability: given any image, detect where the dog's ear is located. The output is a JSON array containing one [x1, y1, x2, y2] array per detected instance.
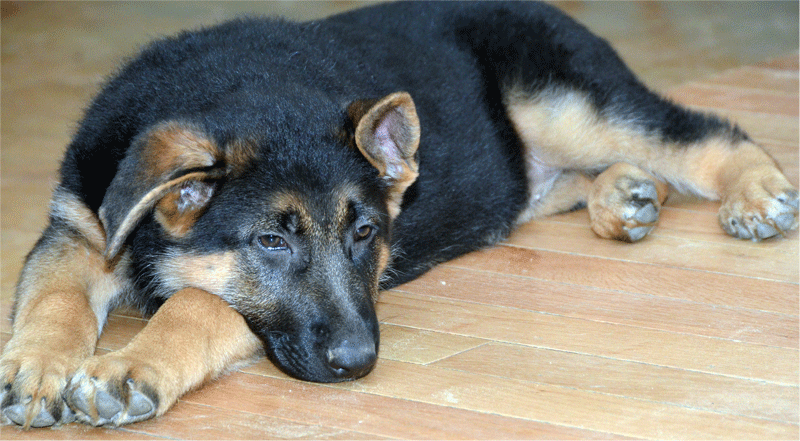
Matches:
[[99, 121, 243, 260], [350, 92, 421, 218]]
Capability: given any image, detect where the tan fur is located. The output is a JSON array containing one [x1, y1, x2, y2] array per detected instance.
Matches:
[[141, 122, 220, 179], [269, 190, 310, 214], [104, 122, 258, 258], [224, 138, 258, 174], [506, 86, 797, 240], [2, 191, 131, 428], [16, 200, 131, 335], [0, 288, 97, 429], [506, 87, 787, 199], [154, 181, 215, 238], [49, 189, 107, 253], [588, 163, 669, 241], [506, 87, 657, 171], [155, 251, 237, 300], [69, 288, 263, 418], [516, 171, 593, 223], [154, 191, 196, 238]]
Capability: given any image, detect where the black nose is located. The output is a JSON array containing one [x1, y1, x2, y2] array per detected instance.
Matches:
[[326, 340, 377, 380]]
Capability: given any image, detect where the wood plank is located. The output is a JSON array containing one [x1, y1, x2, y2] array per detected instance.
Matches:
[[433, 343, 799, 423], [668, 83, 798, 116], [378, 324, 486, 365], [504, 221, 798, 282], [334, 359, 797, 440], [188, 369, 616, 440], [537, 206, 800, 253], [755, 55, 800, 71], [0, 425, 162, 440], [397, 265, 798, 348], [378, 291, 799, 385], [445, 245, 799, 315], [684, 109, 798, 144], [114, 400, 383, 440], [703, 66, 799, 94]]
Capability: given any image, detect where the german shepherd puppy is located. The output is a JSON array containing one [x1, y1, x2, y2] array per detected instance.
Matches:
[[2, 1, 797, 428]]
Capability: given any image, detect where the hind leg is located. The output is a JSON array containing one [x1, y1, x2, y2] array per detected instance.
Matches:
[[505, 85, 797, 241], [695, 141, 798, 240], [517, 164, 669, 242], [466, 3, 796, 241]]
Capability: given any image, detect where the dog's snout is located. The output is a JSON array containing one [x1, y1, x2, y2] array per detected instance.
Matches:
[[326, 339, 377, 379]]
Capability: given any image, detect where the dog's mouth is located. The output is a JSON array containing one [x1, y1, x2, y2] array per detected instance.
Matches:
[[262, 329, 379, 383]]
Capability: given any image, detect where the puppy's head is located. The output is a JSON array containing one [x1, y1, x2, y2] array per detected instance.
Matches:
[[98, 93, 419, 382]]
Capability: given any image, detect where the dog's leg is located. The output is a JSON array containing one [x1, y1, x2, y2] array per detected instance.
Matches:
[[66, 287, 263, 426], [659, 138, 798, 240], [1, 189, 127, 428], [462, 4, 798, 241], [515, 164, 670, 242], [515, 171, 593, 223], [506, 85, 798, 241]]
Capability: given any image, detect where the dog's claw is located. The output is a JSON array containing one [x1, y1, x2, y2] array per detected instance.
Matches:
[[626, 226, 653, 242], [30, 402, 57, 428], [1, 396, 71, 428], [590, 172, 664, 242], [94, 390, 123, 421], [3, 402, 27, 426], [67, 369, 158, 426], [127, 387, 155, 418], [632, 203, 658, 224], [720, 185, 798, 241], [620, 181, 661, 242]]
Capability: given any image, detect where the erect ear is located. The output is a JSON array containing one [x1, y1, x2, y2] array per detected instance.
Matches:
[[99, 121, 249, 260], [350, 92, 421, 218]]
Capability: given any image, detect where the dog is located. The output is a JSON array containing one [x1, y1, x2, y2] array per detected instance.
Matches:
[[2, 1, 797, 428]]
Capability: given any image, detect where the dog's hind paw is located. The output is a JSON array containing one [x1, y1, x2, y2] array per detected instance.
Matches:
[[66, 356, 159, 426], [719, 165, 799, 241], [589, 163, 668, 242]]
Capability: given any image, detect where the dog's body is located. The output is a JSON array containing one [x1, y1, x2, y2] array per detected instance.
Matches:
[[2, 1, 797, 428]]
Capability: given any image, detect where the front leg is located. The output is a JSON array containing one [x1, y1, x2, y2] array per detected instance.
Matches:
[[66, 288, 263, 426], [1, 190, 121, 428], [0, 288, 97, 428]]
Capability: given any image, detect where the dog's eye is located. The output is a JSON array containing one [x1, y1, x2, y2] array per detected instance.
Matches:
[[259, 234, 289, 251], [354, 225, 374, 241]]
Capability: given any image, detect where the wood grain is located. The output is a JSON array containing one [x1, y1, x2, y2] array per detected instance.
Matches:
[[2, 2, 797, 439]]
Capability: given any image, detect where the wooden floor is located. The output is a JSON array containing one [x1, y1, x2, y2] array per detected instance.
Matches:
[[2, 2, 798, 440]]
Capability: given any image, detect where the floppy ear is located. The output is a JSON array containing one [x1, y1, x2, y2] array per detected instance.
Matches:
[[350, 92, 421, 218], [99, 121, 233, 260]]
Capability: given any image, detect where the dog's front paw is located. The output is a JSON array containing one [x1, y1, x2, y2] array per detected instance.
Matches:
[[589, 164, 667, 242], [719, 165, 799, 240], [66, 355, 159, 426], [0, 348, 76, 428]]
